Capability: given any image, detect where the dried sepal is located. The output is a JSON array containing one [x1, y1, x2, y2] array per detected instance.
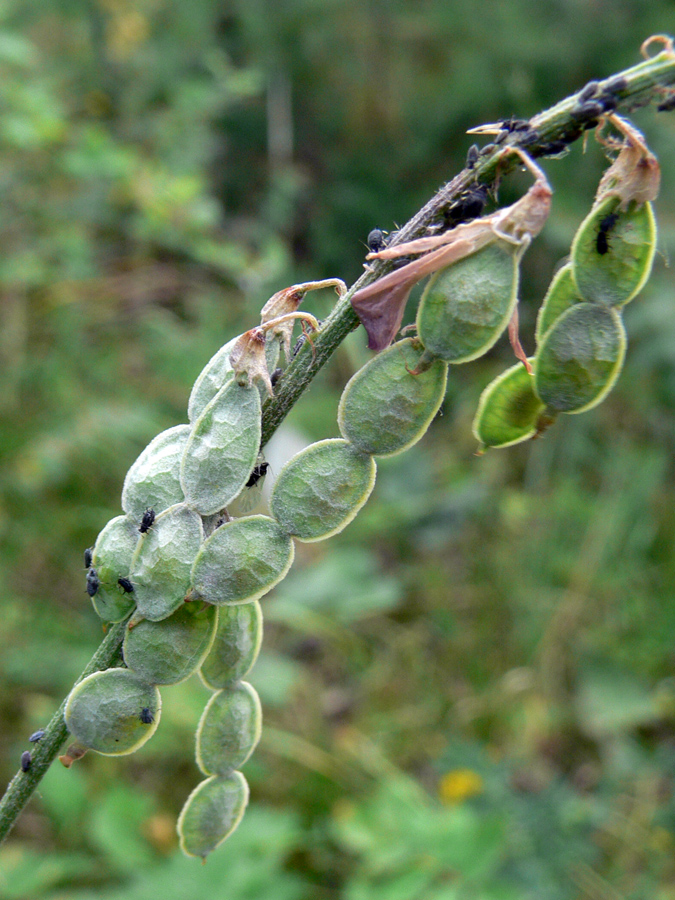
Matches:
[[260, 279, 346, 360], [350, 148, 551, 352], [595, 115, 660, 208]]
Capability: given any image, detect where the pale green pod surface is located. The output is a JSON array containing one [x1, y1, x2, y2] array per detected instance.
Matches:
[[121, 425, 190, 521], [188, 338, 238, 424], [337, 338, 448, 457], [200, 602, 263, 690], [123, 601, 217, 685], [177, 772, 249, 859], [472, 361, 546, 449], [189, 336, 278, 421], [196, 682, 262, 776], [534, 303, 626, 414], [535, 265, 582, 343], [130, 503, 204, 621], [571, 197, 656, 307], [64, 668, 160, 755], [416, 242, 520, 363], [181, 380, 261, 516], [191, 516, 293, 606], [270, 439, 377, 542], [91, 515, 139, 622]]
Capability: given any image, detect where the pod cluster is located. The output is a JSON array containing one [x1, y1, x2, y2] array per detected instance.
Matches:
[[66, 122, 661, 857], [473, 125, 659, 449]]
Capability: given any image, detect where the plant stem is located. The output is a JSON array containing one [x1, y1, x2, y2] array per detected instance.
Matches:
[[2, 40, 675, 845], [0, 618, 128, 843], [261, 42, 675, 445]]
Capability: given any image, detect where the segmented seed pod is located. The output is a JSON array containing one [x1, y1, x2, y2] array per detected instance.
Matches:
[[188, 338, 280, 424], [195, 682, 262, 776], [90, 515, 139, 622], [416, 242, 521, 363], [121, 425, 190, 520], [571, 197, 656, 307], [64, 669, 160, 755], [200, 602, 263, 690], [472, 361, 547, 449], [123, 601, 217, 685], [191, 515, 294, 606], [130, 503, 204, 621], [337, 338, 448, 457], [534, 303, 626, 413], [535, 264, 582, 343], [177, 772, 249, 859], [180, 379, 261, 516], [270, 439, 376, 542]]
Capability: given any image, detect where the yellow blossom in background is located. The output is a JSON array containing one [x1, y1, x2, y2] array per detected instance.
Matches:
[[438, 769, 484, 805]]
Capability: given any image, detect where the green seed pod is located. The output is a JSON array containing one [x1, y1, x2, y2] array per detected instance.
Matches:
[[200, 602, 263, 690], [472, 360, 547, 449], [571, 197, 656, 307], [188, 339, 238, 424], [534, 303, 626, 413], [191, 515, 294, 606], [130, 503, 204, 621], [535, 265, 582, 343], [180, 380, 261, 516], [177, 772, 249, 859], [121, 425, 190, 521], [123, 601, 217, 685], [416, 242, 520, 363], [188, 338, 280, 424], [195, 682, 262, 776], [91, 515, 139, 622], [64, 669, 160, 756], [270, 439, 377, 542], [337, 338, 448, 457]]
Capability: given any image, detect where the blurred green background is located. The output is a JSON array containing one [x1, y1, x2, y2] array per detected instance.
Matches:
[[2, 1, 675, 898]]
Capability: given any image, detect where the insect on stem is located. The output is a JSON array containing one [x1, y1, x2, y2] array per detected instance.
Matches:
[[350, 147, 552, 352]]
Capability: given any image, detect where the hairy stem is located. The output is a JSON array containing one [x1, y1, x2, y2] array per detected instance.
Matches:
[[0, 619, 128, 843], [262, 43, 675, 445], [2, 40, 675, 845]]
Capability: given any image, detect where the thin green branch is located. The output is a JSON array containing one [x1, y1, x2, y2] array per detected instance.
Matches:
[[2, 38, 675, 846], [0, 618, 128, 844]]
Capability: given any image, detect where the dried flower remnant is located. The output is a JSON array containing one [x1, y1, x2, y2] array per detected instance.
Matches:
[[350, 148, 551, 352], [260, 279, 346, 360]]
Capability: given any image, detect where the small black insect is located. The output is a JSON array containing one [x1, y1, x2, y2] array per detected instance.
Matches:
[[246, 462, 270, 489], [367, 228, 387, 254], [117, 576, 134, 594], [570, 100, 604, 127], [21, 751, 31, 772], [657, 93, 675, 112], [533, 139, 569, 158], [84, 547, 93, 569], [29, 729, 45, 743], [465, 143, 479, 169], [596, 211, 620, 255], [596, 91, 618, 113], [139, 708, 154, 725], [270, 367, 283, 387], [446, 183, 489, 226], [602, 75, 627, 96], [500, 116, 532, 133], [578, 80, 600, 103], [86, 568, 100, 598], [139, 508, 155, 534]]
